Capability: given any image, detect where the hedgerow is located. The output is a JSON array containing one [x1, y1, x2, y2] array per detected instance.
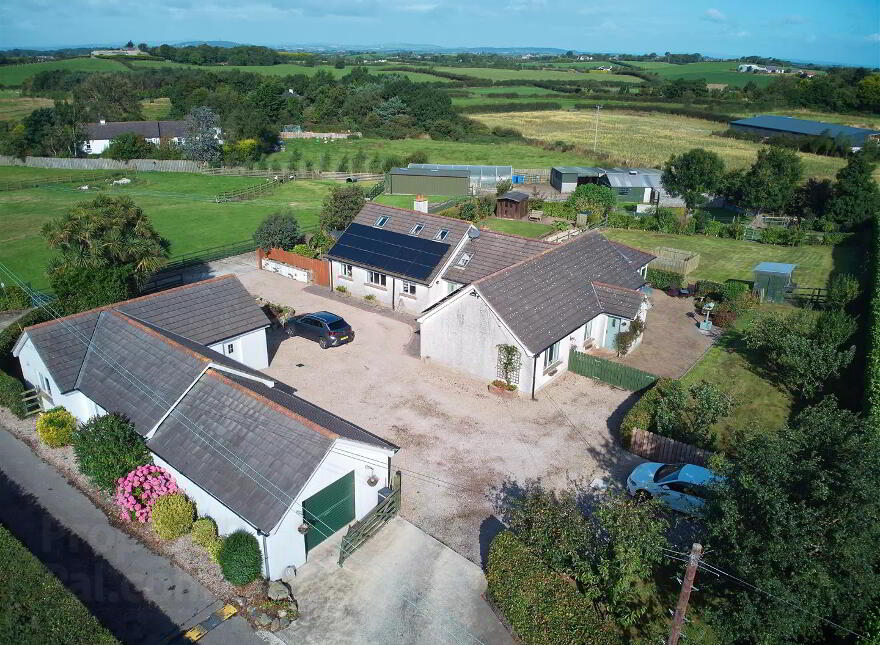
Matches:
[[486, 532, 621, 645], [0, 306, 54, 373], [865, 218, 880, 427], [0, 369, 27, 418], [645, 268, 684, 290]]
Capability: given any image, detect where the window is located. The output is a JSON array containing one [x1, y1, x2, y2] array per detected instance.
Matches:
[[341, 263, 353, 278], [456, 253, 472, 268], [434, 229, 449, 241], [409, 223, 424, 235], [402, 281, 417, 296], [368, 271, 387, 287], [226, 343, 235, 355], [375, 216, 389, 228], [618, 187, 630, 196], [40, 374, 52, 395], [327, 319, 347, 331], [544, 340, 561, 369]]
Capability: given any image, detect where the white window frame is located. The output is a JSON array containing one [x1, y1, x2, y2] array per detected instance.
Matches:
[[401, 281, 417, 296], [434, 229, 449, 241], [410, 223, 424, 235], [375, 216, 389, 228], [40, 373, 52, 395], [456, 253, 472, 268], [367, 271, 387, 287], [544, 339, 562, 370], [341, 263, 353, 279]]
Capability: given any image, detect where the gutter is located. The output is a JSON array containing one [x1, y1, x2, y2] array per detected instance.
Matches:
[[531, 354, 538, 401]]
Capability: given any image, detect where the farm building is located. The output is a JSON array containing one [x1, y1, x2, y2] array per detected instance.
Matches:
[[387, 167, 470, 196], [730, 115, 880, 151], [407, 164, 512, 191], [550, 166, 671, 205], [549, 166, 604, 193], [495, 190, 530, 219]]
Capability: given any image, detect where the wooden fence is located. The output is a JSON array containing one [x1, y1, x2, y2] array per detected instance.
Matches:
[[649, 247, 700, 275], [0, 155, 201, 173], [627, 428, 711, 467], [258, 248, 331, 287], [0, 171, 120, 192], [215, 179, 280, 202], [338, 471, 401, 566], [280, 131, 361, 139], [568, 348, 658, 391], [201, 167, 382, 181]]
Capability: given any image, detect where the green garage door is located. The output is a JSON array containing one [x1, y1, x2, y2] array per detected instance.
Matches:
[[302, 471, 355, 553]]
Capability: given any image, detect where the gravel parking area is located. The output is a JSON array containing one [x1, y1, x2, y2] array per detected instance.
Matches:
[[240, 270, 643, 565]]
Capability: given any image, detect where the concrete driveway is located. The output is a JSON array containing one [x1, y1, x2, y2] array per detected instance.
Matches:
[[276, 517, 512, 645], [239, 271, 643, 566]]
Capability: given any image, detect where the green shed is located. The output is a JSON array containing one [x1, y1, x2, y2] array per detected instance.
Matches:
[[753, 262, 796, 303], [387, 167, 470, 196]]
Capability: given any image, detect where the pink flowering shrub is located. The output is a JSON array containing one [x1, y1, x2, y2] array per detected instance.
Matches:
[[114, 464, 179, 524]]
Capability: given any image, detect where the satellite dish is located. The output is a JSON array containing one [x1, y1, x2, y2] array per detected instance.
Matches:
[[468, 228, 480, 239]]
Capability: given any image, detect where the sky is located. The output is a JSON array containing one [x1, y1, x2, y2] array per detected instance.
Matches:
[[2, 0, 879, 67]]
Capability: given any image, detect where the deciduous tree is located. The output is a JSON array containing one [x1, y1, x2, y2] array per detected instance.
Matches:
[[661, 148, 725, 214], [182, 106, 221, 164], [826, 152, 880, 229], [253, 211, 302, 252], [738, 146, 804, 214], [319, 184, 365, 232]]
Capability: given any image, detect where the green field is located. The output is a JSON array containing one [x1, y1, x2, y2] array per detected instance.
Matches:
[[0, 524, 120, 644], [0, 169, 334, 290], [0, 57, 128, 86], [467, 85, 567, 96], [602, 229, 862, 287], [140, 97, 172, 120], [481, 217, 553, 238], [416, 65, 644, 84], [522, 61, 615, 70], [373, 194, 448, 208], [0, 91, 54, 120], [619, 60, 678, 69], [646, 61, 777, 87]]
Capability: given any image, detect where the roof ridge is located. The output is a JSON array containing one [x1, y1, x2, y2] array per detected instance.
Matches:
[[204, 369, 339, 441], [591, 280, 644, 296], [363, 201, 469, 225], [23, 275, 237, 333], [476, 227, 555, 246], [109, 310, 214, 364]]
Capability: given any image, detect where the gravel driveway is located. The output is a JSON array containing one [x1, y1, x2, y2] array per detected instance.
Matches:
[[240, 271, 643, 565]]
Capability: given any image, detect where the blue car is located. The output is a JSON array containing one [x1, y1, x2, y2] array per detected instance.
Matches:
[[626, 462, 718, 515]]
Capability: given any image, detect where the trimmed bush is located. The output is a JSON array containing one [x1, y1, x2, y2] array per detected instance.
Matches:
[[486, 532, 621, 645], [695, 280, 724, 299], [218, 530, 262, 585], [0, 369, 27, 418], [208, 537, 225, 562], [151, 493, 195, 541], [646, 267, 684, 290], [72, 414, 151, 491], [721, 280, 750, 302], [0, 285, 30, 312], [191, 517, 219, 549], [619, 378, 671, 447], [36, 407, 76, 447]]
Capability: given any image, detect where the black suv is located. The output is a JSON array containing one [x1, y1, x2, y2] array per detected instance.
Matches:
[[286, 311, 354, 349]]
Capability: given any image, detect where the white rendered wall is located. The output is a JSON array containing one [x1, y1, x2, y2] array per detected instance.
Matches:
[[208, 328, 269, 370], [16, 337, 98, 422]]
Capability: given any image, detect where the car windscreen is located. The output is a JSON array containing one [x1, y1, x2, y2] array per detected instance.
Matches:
[[327, 319, 347, 331], [654, 464, 683, 483]]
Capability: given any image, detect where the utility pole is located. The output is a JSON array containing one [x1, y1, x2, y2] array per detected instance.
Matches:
[[593, 104, 603, 153], [667, 543, 703, 645]]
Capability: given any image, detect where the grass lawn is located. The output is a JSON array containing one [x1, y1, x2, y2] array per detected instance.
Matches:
[[602, 229, 863, 288], [471, 109, 859, 180], [481, 217, 554, 238], [0, 169, 334, 290], [426, 65, 643, 84], [270, 136, 603, 170], [681, 305, 794, 452], [0, 524, 119, 644], [0, 57, 128, 86], [141, 97, 171, 120]]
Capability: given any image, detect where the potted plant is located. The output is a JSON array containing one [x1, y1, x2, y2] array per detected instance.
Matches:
[[488, 344, 520, 397], [488, 379, 518, 398]]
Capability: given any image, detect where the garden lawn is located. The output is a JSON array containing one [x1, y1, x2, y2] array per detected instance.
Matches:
[[602, 229, 862, 288], [0, 170, 332, 290], [681, 306, 794, 452], [0, 57, 129, 86], [481, 217, 554, 238], [0, 524, 119, 644], [472, 110, 856, 180]]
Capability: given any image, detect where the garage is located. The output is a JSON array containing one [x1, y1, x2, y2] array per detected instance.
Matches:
[[302, 471, 356, 553]]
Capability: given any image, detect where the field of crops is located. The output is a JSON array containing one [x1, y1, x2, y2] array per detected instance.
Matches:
[[0, 168, 334, 290], [0, 89, 53, 120], [471, 109, 855, 179], [0, 57, 128, 86], [521, 61, 613, 70]]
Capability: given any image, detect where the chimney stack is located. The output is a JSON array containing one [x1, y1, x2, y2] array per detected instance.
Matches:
[[99, 119, 106, 125], [413, 195, 428, 213]]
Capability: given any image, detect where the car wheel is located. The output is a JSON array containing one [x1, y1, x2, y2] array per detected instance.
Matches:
[[634, 490, 652, 502], [319, 338, 329, 349]]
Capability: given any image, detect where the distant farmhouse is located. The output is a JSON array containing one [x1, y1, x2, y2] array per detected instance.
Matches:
[[81, 119, 221, 155], [90, 47, 145, 57], [730, 115, 880, 151]]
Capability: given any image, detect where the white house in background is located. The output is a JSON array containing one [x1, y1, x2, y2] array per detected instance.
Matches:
[[82, 119, 221, 155], [417, 231, 654, 395], [13, 275, 397, 576]]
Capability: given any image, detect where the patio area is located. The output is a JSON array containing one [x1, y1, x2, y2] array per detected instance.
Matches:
[[598, 290, 720, 378]]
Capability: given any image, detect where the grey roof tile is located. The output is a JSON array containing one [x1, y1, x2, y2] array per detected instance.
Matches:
[[476, 232, 649, 354], [85, 120, 188, 140], [610, 242, 655, 269], [147, 369, 335, 532], [442, 230, 553, 285], [497, 191, 529, 202]]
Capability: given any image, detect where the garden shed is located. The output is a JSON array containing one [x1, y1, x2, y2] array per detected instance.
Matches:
[[387, 168, 470, 196], [549, 166, 604, 193], [495, 190, 530, 219], [753, 262, 796, 303]]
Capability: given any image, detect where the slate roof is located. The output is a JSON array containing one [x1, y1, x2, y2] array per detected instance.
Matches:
[[475, 232, 652, 354], [442, 230, 553, 285], [610, 242, 655, 269], [731, 115, 880, 146], [498, 190, 529, 203], [326, 203, 472, 284], [85, 120, 188, 140], [22, 275, 269, 393], [147, 369, 335, 532]]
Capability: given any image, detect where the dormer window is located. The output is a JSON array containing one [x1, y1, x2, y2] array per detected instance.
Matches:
[[410, 223, 424, 235], [375, 216, 389, 228], [435, 229, 449, 241], [456, 253, 472, 268]]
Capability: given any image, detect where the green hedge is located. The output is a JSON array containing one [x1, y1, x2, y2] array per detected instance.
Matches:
[[486, 532, 621, 645], [646, 268, 684, 290], [0, 369, 27, 418], [866, 218, 880, 426], [619, 378, 672, 447], [0, 286, 30, 312], [0, 525, 119, 644], [0, 306, 54, 374]]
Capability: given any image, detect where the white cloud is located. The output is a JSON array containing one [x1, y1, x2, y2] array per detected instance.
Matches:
[[703, 8, 726, 22], [867, 33, 880, 42]]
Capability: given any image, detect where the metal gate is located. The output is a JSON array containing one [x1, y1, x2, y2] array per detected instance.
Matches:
[[338, 471, 401, 566]]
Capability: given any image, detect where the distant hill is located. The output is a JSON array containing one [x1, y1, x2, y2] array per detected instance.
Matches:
[[170, 40, 245, 48]]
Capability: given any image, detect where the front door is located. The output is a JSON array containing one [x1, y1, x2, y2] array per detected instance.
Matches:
[[302, 471, 355, 554], [604, 317, 621, 349]]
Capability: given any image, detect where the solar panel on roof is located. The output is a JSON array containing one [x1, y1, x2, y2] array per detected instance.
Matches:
[[329, 223, 449, 282]]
